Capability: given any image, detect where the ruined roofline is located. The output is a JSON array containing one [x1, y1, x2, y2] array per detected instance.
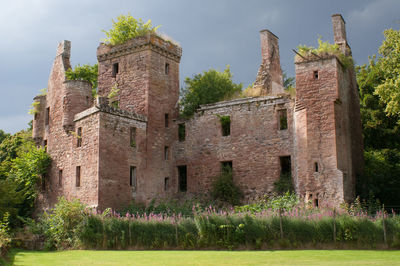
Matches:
[[294, 54, 348, 69], [74, 103, 147, 123], [97, 33, 182, 63], [332, 14, 346, 24], [198, 95, 290, 112]]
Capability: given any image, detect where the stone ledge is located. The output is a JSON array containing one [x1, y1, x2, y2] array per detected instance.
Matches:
[[198, 95, 290, 111], [97, 33, 182, 62], [74, 105, 147, 122]]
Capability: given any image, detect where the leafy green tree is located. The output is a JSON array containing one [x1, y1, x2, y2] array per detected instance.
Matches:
[[0, 129, 51, 223], [355, 29, 400, 209], [102, 14, 160, 46], [0, 130, 32, 177], [0, 179, 23, 220], [358, 149, 400, 207], [180, 66, 242, 117], [65, 64, 98, 98], [0, 130, 9, 145], [357, 58, 400, 150], [374, 29, 400, 117]]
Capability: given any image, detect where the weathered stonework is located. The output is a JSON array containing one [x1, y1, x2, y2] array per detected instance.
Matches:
[[34, 14, 363, 210]]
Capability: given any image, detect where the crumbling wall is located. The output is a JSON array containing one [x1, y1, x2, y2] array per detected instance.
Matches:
[[174, 96, 294, 200]]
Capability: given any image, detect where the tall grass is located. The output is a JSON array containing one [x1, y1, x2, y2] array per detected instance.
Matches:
[[34, 196, 400, 250]]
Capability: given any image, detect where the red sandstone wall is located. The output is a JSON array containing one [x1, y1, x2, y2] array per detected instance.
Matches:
[[97, 34, 181, 203], [294, 57, 351, 204], [98, 111, 146, 209], [174, 97, 294, 200]]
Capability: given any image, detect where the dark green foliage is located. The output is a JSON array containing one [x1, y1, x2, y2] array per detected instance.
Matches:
[[210, 167, 242, 206], [0, 179, 24, 221], [80, 215, 199, 250], [218, 115, 231, 136], [180, 66, 242, 118], [178, 123, 185, 141], [356, 52, 400, 210], [0, 130, 9, 146], [357, 149, 400, 208], [274, 173, 294, 194]]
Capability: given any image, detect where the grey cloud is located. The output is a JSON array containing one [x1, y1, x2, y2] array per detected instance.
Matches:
[[0, 0, 397, 133]]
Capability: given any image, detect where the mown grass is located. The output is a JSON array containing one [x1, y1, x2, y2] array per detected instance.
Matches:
[[5, 249, 400, 266]]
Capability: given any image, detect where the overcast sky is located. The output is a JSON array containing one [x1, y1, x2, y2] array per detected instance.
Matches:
[[1, 0, 399, 134]]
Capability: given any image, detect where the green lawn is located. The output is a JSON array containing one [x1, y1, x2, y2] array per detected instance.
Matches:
[[5, 250, 400, 265]]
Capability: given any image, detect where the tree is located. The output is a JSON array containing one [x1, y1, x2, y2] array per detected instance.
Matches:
[[0, 130, 9, 145], [102, 14, 160, 46], [355, 29, 400, 209], [357, 58, 400, 150], [0, 129, 51, 223], [180, 66, 242, 117], [374, 29, 400, 117]]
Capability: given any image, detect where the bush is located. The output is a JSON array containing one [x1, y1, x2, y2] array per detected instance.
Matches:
[[39, 197, 87, 249], [210, 168, 242, 206], [102, 14, 160, 46]]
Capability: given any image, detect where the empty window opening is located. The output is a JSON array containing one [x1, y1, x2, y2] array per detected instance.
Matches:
[[314, 197, 319, 207], [178, 123, 186, 142], [130, 166, 137, 187], [34, 113, 38, 120], [76, 166, 81, 187], [112, 63, 119, 77], [59, 169, 63, 187], [165, 113, 169, 128], [77, 127, 82, 147], [45, 107, 50, 125], [86, 96, 90, 106], [164, 177, 169, 191], [164, 146, 169, 160], [221, 161, 233, 174], [308, 193, 313, 202], [279, 109, 288, 130], [313, 70, 319, 79], [280, 156, 291, 176], [43, 140, 47, 152], [220, 115, 231, 136], [165, 62, 170, 75], [130, 127, 136, 148], [178, 165, 187, 192], [314, 162, 319, 172]]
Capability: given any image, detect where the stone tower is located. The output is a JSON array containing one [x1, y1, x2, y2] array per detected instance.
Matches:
[[96, 34, 182, 202], [293, 14, 363, 205]]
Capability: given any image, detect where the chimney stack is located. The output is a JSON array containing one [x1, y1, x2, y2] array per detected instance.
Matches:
[[332, 14, 349, 54], [253, 29, 284, 95]]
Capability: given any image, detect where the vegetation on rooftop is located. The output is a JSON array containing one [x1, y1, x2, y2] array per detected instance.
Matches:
[[296, 37, 353, 69], [65, 63, 98, 98], [102, 14, 160, 46]]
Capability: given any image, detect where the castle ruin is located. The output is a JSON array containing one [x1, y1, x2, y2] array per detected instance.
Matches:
[[33, 14, 363, 209]]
